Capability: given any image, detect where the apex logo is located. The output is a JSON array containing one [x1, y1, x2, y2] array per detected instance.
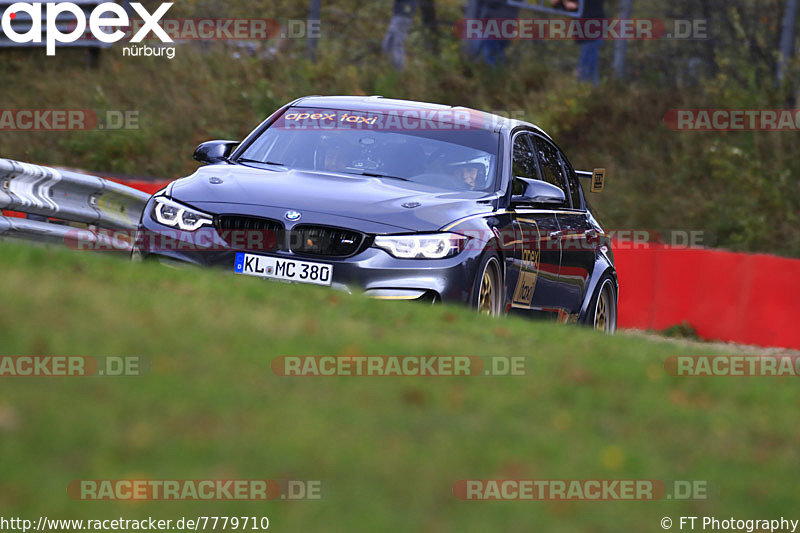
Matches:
[[1, 2, 173, 56]]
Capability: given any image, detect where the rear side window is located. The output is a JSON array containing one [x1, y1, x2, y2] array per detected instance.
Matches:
[[532, 137, 570, 201], [558, 152, 584, 210]]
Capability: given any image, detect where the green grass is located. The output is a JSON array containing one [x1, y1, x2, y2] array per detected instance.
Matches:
[[0, 243, 798, 532]]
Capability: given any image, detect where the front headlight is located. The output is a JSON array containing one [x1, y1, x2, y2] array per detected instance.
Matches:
[[373, 233, 468, 259], [152, 197, 214, 231]]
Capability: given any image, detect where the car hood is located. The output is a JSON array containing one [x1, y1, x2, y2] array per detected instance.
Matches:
[[168, 164, 497, 232]]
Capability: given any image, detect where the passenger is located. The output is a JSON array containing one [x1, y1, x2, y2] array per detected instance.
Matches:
[[323, 144, 355, 173]]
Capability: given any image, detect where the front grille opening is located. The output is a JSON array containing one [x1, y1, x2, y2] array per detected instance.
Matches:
[[290, 225, 365, 257], [215, 215, 284, 252]]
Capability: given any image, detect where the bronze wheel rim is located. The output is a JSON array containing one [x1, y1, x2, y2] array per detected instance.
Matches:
[[478, 260, 499, 316], [595, 289, 607, 331], [594, 280, 616, 334]]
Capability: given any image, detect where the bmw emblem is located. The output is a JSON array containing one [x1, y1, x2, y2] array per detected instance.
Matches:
[[284, 210, 302, 221]]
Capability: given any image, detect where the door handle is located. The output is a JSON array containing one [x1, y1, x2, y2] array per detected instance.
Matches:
[[549, 230, 563, 240]]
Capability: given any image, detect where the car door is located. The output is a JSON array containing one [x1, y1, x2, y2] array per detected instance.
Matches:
[[532, 135, 595, 318], [506, 131, 562, 319]]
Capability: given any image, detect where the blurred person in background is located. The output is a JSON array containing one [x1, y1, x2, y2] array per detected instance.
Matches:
[[553, 0, 605, 85], [477, 0, 519, 66], [383, 0, 420, 70]]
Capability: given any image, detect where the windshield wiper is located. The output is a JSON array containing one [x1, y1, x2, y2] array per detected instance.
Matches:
[[236, 158, 287, 166], [350, 171, 410, 181]]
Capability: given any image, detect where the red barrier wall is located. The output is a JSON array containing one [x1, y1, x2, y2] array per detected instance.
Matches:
[[615, 244, 800, 350]]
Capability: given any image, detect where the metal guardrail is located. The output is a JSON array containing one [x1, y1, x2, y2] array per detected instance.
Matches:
[[0, 158, 150, 251]]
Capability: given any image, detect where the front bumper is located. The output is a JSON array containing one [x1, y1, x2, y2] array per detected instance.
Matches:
[[136, 215, 485, 305]]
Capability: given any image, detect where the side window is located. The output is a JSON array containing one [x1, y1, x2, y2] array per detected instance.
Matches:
[[532, 137, 569, 202], [512, 133, 539, 182], [558, 151, 584, 210]]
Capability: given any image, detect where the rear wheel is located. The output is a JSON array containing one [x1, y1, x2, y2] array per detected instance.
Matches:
[[473, 255, 503, 317], [584, 276, 617, 334]]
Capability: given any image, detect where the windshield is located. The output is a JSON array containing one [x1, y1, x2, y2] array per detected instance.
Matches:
[[236, 107, 501, 193]]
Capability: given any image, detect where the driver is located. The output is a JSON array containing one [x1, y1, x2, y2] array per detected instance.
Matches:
[[451, 163, 484, 190]]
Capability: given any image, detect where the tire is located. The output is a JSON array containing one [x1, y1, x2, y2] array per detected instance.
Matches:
[[472, 253, 503, 317], [582, 274, 617, 334]]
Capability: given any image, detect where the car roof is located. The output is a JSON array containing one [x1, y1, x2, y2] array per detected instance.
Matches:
[[292, 95, 551, 138]]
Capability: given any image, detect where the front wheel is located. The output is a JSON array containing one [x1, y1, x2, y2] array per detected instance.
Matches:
[[472, 254, 503, 317], [583, 275, 617, 334]]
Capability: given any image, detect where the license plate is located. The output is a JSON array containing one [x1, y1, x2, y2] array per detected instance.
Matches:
[[234, 252, 332, 286]]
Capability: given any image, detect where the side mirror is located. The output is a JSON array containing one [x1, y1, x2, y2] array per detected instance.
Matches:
[[511, 177, 566, 206], [193, 140, 239, 164]]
